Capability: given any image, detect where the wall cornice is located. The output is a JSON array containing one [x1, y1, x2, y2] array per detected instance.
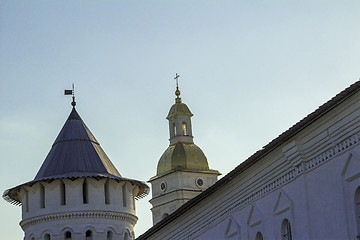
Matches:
[[20, 210, 138, 230]]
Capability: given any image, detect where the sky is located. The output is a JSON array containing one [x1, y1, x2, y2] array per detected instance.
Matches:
[[0, 0, 360, 239]]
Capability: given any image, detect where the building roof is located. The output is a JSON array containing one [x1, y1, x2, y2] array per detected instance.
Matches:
[[35, 107, 122, 180], [137, 80, 360, 239], [3, 107, 149, 205], [166, 100, 193, 119]]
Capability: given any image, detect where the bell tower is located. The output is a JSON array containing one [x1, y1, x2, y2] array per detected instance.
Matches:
[[149, 74, 220, 225]]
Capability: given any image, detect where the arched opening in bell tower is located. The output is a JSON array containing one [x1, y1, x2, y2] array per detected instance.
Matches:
[[182, 122, 187, 135]]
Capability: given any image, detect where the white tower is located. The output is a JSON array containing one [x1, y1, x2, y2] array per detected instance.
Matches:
[[149, 75, 220, 225], [3, 99, 149, 240]]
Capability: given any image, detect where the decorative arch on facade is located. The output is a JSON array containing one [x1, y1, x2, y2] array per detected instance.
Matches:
[[65, 231, 72, 239], [85, 230, 92, 239], [107, 230, 114, 240], [84, 225, 96, 240], [281, 219, 292, 240], [106, 226, 117, 239], [40, 229, 54, 240], [123, 229, 131, 240], [255, 231, 263, 240], [61, 227, 74, 239]]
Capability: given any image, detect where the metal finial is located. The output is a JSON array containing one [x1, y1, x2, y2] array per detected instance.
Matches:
[[64, 83, 76, 107]]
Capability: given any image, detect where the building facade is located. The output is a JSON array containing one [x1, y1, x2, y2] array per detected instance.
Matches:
[[138, 81, 360, 240]]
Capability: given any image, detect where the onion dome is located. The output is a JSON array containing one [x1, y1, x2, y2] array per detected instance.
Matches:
[[3, 107, 149, 205], [156, 142, 220, 177]]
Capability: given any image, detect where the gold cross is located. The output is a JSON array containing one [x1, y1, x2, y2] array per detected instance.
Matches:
[[174, 73, 180, 89]]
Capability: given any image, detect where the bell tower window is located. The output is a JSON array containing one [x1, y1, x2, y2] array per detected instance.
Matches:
[[182, 122, 187, 135], [173, 123, 176, 137]]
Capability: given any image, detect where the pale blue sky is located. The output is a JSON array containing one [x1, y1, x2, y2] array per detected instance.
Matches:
[[1, 1, 360, 239]]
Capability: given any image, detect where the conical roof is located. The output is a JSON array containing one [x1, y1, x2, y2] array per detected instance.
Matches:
[[35, 107, 121, 180], [3, 107, 149, 205]]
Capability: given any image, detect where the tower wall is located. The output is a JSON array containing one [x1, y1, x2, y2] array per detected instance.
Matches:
[[149, 171, 218, 224], [18, 178, 139, 240]]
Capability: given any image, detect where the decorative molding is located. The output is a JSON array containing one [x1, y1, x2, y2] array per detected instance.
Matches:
[[20, 211, 138, 229], [342, 150, 360, 182], [224, 216, 240, 239], [247, 204, 263, 227], [282, 140, 303, 167], [238, 133, 359, 210], [273, 191, 292, 216]]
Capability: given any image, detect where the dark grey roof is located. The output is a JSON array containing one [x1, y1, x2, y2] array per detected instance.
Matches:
[[136, 80, 360, 240], [35, 107, 122, 180], [3, 107, 149, 205]]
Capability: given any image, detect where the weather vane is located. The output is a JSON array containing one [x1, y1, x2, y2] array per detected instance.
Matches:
[[64, 83, 76, 107]]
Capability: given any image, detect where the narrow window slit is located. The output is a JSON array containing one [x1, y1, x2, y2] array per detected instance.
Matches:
[[105, 180, 110, 204], [122, 184, 127, 207], [83, 179, 88, 204], [60, 181, 66, 205], [40, 184, 45, 209]]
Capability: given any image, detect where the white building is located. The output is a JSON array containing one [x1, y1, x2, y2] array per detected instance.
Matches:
[[138, 80, 360, 240], [3, 101, 149, 240]]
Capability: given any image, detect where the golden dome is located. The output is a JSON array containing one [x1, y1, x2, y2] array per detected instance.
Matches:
[[156, 142, 220, 177]]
